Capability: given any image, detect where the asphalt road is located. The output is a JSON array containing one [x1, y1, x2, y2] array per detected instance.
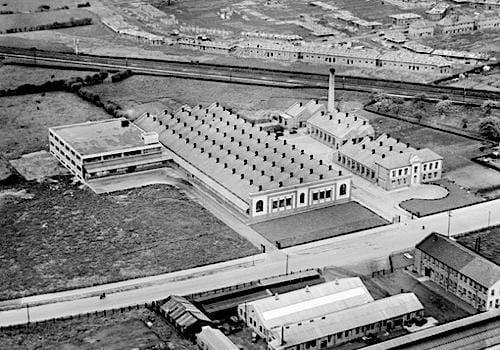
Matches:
[[1, 198, 498, 327]]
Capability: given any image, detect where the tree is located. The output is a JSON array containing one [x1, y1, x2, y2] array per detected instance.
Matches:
[[479, 116, 500, 141], [435, 100, 453, 116], [481, 100, 497, 117], [412, 110, 425, 124]]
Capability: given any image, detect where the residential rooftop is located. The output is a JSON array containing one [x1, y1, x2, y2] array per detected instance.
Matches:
[[50, 118, 158, 156], [416, 232, 500, 288]]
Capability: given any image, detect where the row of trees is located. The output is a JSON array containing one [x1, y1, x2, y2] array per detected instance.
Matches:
[[0, 69, 133, 97], [2, 17, 92, 34]]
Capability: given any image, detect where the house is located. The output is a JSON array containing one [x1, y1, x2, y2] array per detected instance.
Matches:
[[437, 15, 475, 35], [408, 20, 435, 39], [306, 111, 375, 149], [426, 4, 449, 20], [196, 326, 240, 350], [135, 102, 351, 221], [237, 278, 374, 340], [389, 13, 422, 27], [49, 118, 168, 183], [267, 293, 424, 350], [159, 295, 212, 338], [335, 134, 443, 190], [414, 232, 500, 312]]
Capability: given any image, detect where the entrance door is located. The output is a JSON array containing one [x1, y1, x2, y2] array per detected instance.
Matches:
[[424, 267, 431, 277]]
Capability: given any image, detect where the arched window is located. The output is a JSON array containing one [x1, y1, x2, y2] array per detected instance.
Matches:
[[340, 184, 347, 196], [255, 200, 264, 213], [299, 193, 305, 204]]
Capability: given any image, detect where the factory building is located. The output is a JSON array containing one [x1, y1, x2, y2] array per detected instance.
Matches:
[[415, 232, 500, 312], [135, 102, 351, 222], [279, 100, 326, 129], [267, 293, 424, 350], [237, 278, 374, 340], [196, 326, 240, 350], [49, 118, 168, 182], [335, 134, 443, 190], [389, 13, 422, 27]]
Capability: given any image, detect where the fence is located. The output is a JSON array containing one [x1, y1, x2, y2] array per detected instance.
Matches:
[[0, 302, 156, 331]]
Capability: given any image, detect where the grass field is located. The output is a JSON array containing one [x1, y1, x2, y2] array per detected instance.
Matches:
[[0, 308, 197, 350], [0, 91, 110, 159], [399, 179, 484, 217], [0, 64, 94, 90], [0, 178, 258, 300], [0, 9, 94, 32], [251, 202, 388, 248], [456, 226, 500, 265]]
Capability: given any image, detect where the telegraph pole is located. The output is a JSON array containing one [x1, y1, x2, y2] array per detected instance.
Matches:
[[285, 254, 289, 275], [447, 210, 452, 238]]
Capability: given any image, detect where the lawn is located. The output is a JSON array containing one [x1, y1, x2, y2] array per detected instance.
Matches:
[[0, 308, 197, 350], [367, 271, 472, 323], [399, 179, 484, 217], [0, 178, 258, 300], [0, 64, 95, 90], [251, 201, 388, 248], [456, 226, 500, 265], [0, 91, 111, 160]]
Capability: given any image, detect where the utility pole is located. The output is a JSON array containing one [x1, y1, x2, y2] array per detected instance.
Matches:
[[488, 210, 491, 227], [285, 254, 289, 275], [26, 304, 30, 325], [447, 210, 452, 238]]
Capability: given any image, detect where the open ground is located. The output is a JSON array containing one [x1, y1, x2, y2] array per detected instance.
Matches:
[[0, 307, 196, 350], [251, 202, 388, 248], [0, 178, 257, 300], [456, 225, 500, 265]]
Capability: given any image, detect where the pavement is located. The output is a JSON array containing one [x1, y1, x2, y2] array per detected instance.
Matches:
[[1, 198, 499, 327]]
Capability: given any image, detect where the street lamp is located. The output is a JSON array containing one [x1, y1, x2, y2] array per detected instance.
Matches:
[[447, 210, 452, 238]]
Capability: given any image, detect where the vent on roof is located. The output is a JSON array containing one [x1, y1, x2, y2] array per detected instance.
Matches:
[[236, 154, 240, 160], [363, 120, 366, 125], [246, 146, 251, 151], [153, 116, 157, 122], [242, 129, 245, 135], [346, 112, 349, 118], [146, 112, 150, 118], [372, 149, 375, 154], [265, 142, 269, 148], [354, 116, 358, 121], [216, 157, 220, 163], [310, 169, 313, 174], [329, 115, 333, 121], [379, 141, 383, 146], [315, 99, 319, 104], [172, 130, 176, 134], [188, 111, 192, 116], [310, 155, 314, 160], [272, 161, 276, 167], [319, 174, 324, 180], [339, 170, 342, 176], [227, 149, 231, 155], [216, 102, 220, 107], [389, 146, 393, 151], [263, 155, 267, 161], [200, 147, 205, 153], [227, 121, 230, 126], [230, 136, 234, 142], [208, 152, 212, 158], [338, 119, 341, 124], [387, 134, 391, 139], [259, 126, 263, 131], [238, 141, 242, 147], [234, 125, 237, 130], [165, 125, 169, 130], [232, 168, 236, 174], [212, 140, 216, 145], [193, 142, 197, 148], [181, 107, 185, 112], [250, 179, 253, 185], [328, 165, 332, 171], [219, 144, 224, 150], [240, 174, 244, 179], [382, 154, 386, 158], [255, 151, 259, 156], [243, 159, 247, 165], [283, 140, 287, 146], [280, 166, 285, 172], [362, 144, 366, 150], [267, 131, 271, 136], [407, 142, 410, 148], [273, 148, 277, 154], [258, 185, 263, 191], [261, 170, 265, 175], [257, 138, 261, 144], [252, 164, 256, 170], [319, 159, 323, 165], [282, 153, 286, 159], [270, 175, 274, 181], [301, 150, 305, 155], [299, 177, 304, 184], [279, 181, 283, 188], [292, 145, 296, 150], [205, 108, 209, 113], [291, 157, 295, 163], [201, 120, 205, 125], [205, 135, 209, 141], [299, 102, 303, 107], [223, 132, 227, 137], [249, 133, 253, 139], [300, 163, 304, 169], [321, 111, 325, 116]]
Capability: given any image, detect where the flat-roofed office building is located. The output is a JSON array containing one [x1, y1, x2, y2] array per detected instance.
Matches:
[[49, 118, 168, 182]]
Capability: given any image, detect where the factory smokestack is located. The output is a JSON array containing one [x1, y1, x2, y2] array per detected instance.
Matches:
[[328, 68, 335, 113]]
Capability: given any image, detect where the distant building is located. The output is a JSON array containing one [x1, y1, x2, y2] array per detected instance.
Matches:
[[476, 13, 500, 30], [426, 4, 449, 20], [279, 99, 326, 129], [49, 118, 168, 182], [408, 20, 435, 39], [306, 111, 375, 149], [196, 326, 240, 350], [135, 103, 351, 221], [414, 232, 500, 312], [177, 38, 236, 54], [437, 15, 475, 35], [377, 51, 452, 74], [389, 13, 422, 27], [267, 293, 424, 350], [335, 134, 443, 190], [237, 278, 374, 340]]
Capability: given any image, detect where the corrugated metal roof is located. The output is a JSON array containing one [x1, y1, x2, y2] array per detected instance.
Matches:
[[244, 278, 373, 329], [197, 326, 240, 350], [269, 293, 423, 348]]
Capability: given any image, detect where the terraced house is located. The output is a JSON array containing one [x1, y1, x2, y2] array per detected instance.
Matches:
[[415, 233, 500, 312]]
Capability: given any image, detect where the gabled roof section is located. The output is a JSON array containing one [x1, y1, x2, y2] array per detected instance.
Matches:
[[416, 232, 500, 288], [307, 110, 374, 140]]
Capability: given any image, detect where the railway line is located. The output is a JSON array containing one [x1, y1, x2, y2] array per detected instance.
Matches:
[[1, 46, 499, 104]]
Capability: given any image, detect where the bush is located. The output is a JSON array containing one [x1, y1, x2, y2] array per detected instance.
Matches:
[[479, 116, 500, 141], [110, 69, 133, 82]]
